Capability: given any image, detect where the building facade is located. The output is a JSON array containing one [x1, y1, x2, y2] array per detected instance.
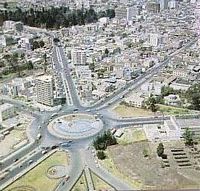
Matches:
[[36, 75, 54, 106]]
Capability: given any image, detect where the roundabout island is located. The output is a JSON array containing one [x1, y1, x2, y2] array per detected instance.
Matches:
[[48, 113, 104, 139]]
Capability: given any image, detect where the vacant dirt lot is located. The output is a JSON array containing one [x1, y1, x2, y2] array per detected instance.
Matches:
[[107, 141, 200, 190]]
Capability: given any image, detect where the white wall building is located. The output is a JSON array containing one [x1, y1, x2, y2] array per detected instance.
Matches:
[[71, 49, 87, 66], [124, 92, 145, 108], [0, 103, 16, 122], [36, 75, 54, 106]]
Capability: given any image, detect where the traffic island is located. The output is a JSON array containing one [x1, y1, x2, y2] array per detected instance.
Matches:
[[48, 113, 103, 139], [4, 151, 69, 191]]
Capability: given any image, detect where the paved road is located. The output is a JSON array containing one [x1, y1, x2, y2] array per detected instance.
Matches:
[[0, 34, 197, 191], [87, 38, 198, 111], [54, 149, 84, 191], [53, 45, 83, 109]]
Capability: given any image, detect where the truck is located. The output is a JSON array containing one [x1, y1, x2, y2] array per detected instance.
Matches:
[[36, 133, 42, 140]]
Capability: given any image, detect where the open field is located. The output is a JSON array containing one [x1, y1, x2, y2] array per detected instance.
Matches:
[[112, 104, 153, 118], [112, 103, 195, 118], [5, 151, 69, 191], [0, 129, 27, 158], [103, 141, 200, 190], [99, 150, 142, 189], [116, 128, 147, 145], [157, 104, 191, 115]]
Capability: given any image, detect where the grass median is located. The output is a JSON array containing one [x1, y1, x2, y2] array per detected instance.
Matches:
[[5, 151, 69, 191]]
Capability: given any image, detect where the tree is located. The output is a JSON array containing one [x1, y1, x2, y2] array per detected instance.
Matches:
[[97, 151, 106, 160], [161, 86, 175, 97], [143, 148, 148, 157], [39, 40, 45, 48], [93, 130, 117, 150], [183, 128, 194, 146], [27, 61, 33, 70], [12, 53, 20, 77], [43, 53, 47, 73], [3, 2, 8, 9], [157, 143, 164, 157], [146, 95, 158, 112], [186, 83, 200, 110], [104, 48, 109, 56]]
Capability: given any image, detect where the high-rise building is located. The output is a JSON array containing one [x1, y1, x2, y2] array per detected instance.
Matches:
[[115, 6, 137, 21], [149, 33, 160, 47], [159, 0, 169, 10], [194, 0, 200, 45], [71, 49, 87, 66], [36, 75, 54, 106], [147, 0, 160, 13]]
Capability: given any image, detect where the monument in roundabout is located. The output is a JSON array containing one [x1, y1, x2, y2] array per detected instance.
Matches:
[[48, 113, 103, 139]]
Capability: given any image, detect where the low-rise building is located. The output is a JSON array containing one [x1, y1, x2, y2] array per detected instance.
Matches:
[[0, 103, 16, 122], [124, 92, 145, 108]]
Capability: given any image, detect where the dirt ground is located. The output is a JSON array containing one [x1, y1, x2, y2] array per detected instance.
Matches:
[[107, 141, 200, 190]]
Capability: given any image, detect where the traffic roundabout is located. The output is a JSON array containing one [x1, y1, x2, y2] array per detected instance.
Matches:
[[47, 113, 103, 139]]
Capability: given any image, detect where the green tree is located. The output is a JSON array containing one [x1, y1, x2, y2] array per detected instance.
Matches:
[[97, 151, 106, 160], [186, 83, 200, 110], [27, 61, 33, 70], [39, 40, 45, 48], [43, 53, 47, 73], [3, 2, 8, 9], [161, 86, 175, 97], [146, 95, 157, 112], [143, 148, 148, 157], [104, 48, 109, 56], [157, 143, 164, 157], [93, 130, 117, 150], [183, 128, 194, 146]]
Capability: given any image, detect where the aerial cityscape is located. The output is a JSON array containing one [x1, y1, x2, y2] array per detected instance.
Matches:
[[0, 0, 200, 190]]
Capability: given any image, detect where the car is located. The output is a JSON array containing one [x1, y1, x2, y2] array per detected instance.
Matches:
[[42, 150, 47, 155], [65, 175, 70, 181], [73, 108, 78, 112], [28, 160, 33, 165], [14, 158, 19, 162], [18, 164, 23, 168], [51, 145, 58, 150]]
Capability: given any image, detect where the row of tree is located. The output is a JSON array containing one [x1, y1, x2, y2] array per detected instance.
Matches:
[[0, 53, 33, 78], [93, 130, 117, 160], [0, 7, 115, 29]]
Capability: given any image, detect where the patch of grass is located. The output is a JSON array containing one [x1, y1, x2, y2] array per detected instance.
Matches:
[[5, 151, 69, 191], [113, 105, 153, 117], [157, 104, 190, 115], [117, 128, 147, 145]]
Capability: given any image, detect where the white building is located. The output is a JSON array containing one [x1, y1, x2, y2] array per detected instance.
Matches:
[[149, 33, 161, 47], [124, 92, 145, 108], [168, 0, 178, 8], [164, 94, 181, 106], [36, 75, 54, 106], [71, 49, 87, 66], [0, 103, 16, 122], [115, 6, 137, 21], [159, 0, 169, 10]]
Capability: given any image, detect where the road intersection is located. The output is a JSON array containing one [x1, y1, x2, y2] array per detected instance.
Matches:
[[0, 35, 198, 191]]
